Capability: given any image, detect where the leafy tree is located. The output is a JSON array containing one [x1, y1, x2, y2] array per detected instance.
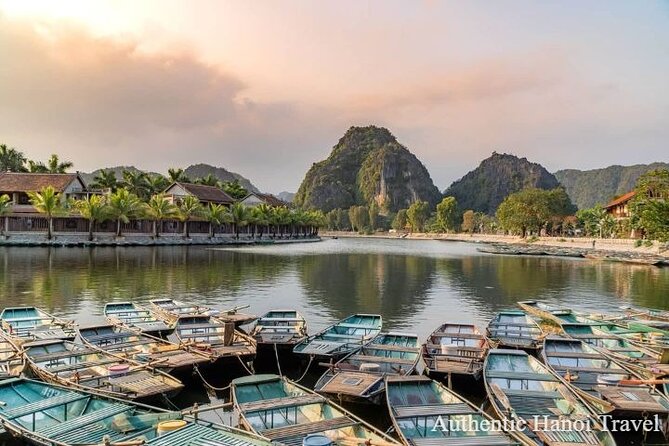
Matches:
[[630, 169, 669, 241], [222, 180, 248, 200], [336, 208, 351, 231], [325, 209, 338, 230], [74, 195, 110, 241], [392, 209, 408, 231], [348, 206, 369, 232], [27, 186, 64, 240], [167, 167, 190, 183], [229, 202, 249, 239], [108, 188, 143, 237], [0, 144, 27, 172], [144, 194, 177, 238], [145, 175, 170, 196], [253, 203, 272, 238], [195, 174, 221, 188], [435, 196, 459, 233], [407, 201, 430, 232], [461, 210, 476, 233], [90, 169, 120, 191], [27, 160, 48, 173], [272, 206, 292, 237], [45, 154, 73, 173], [177, 195, 203, 238], [496, 188, 552, 237], [368, 202, 380, 231], [122, 170, 150, 200], [576, 206, 605, 237], [0, 194, 11, 236], [204, 203, 230, 238]]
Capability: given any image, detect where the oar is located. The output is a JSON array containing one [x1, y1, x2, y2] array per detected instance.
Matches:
[[619, 378, 669, 385]]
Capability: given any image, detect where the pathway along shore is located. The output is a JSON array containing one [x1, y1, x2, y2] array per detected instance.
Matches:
[[321, 231, 669, 266]]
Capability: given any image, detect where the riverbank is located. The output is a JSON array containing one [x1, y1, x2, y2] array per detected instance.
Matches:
[[0, 233, 322, 247], [321, 231, 669, 266]]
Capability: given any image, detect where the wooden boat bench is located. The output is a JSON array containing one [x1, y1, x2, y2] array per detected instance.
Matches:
[[486, 371, 554, 382], [36, 403, 130, 437], [543, 351, 604, 360], [430, 333, 484, 340], [393, 403, 473, 418], [410, 435, 516, 446], [1, 392, 88, 419], [349, 354, 414, 365], [108, 372, 174, 395], [239, 394, 324, 412], [366, 344, 419, 353], [48, 358, 119, 374], [262, 416, 355, 440], [29, 348, 99, 363]]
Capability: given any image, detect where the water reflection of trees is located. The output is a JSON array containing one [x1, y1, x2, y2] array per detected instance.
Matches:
[[0, 247, 289, 315], [297, 254, 435, 328]]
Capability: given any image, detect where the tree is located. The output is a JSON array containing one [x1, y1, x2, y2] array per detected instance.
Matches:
[[461, 210, 476, 233], [74, 195, 110, 241], [435, 196, 459, 233], [253, 204, 272, 238], [392, 209, 408, 231], [229, 202, 249, 239], [122, 170, 150, 200], [168, 167, 190, 183], [195, 174, 221, 188], [45, 154, 73, 173], [222, 180, 248, 200], [177, 195, 203, 238], [348, 206, 369, 232], [336, 208, 351, 231], [27, 186, 63, 240], [272, 206, 292, 237], [496, 188, 552, 237], [407, 201, 429, 232], [0, 194, 11, 236], [144, 194, 177, 238], [27, 160, 48, 173], [0, 144, 27, 172], [145, 175, 170, 197], [204, 203, 230, 238], [630, 169, 669, 241], [326, 209, 338, 230], [108, 188, 143, 237], [368, 202, 380, 231], [576, 206, 606, 237], [90, 169, 119, 191]]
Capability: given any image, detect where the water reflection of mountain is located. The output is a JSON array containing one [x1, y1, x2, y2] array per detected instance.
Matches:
[[0, 247, 290, 317], [297, 253, 435, 328]]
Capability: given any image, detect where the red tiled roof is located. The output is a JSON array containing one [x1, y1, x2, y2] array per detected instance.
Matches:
[[169, 182, 234, 204], [0, 172, 83, 193], [604, 190, 636, 209]]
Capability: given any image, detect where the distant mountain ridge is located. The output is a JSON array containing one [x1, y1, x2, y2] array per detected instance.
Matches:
[[294, 126, 442, 212], [554, 162, 669, 209], [444, 152, 560, 215], [276, 191, 295, 203]]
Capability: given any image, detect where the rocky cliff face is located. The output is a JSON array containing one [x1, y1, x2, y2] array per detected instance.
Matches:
[[294, 126, 441, 212], [444, 152, 560, 214], [554, 162, 669, 209]]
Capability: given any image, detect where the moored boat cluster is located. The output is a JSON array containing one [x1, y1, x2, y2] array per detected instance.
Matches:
[[1, 300, 669, 445]]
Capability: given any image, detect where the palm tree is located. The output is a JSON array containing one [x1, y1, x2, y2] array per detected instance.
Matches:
[[253, 204, 272, 239], [168, 168, 190, 183], [122, 170, 149, 200], [46, 154, 73, 173], [144, 194, 177, 238], [222, 180, 248, 200], [177, 195, 202, 238], [0, 144, 27, 172], [90, 169, 119, 191], [146, 174, 170, 196], [27, 160, 48, 173], [229, 202, 249, 239], [0, 194, 11, 237], [272, 206, 291, 238], [204, 203, 230, 238], [108, 188, 143, 237], [74, 195, 109, 241], [27, 186, 63, 240], [195, 174, 221, 188]]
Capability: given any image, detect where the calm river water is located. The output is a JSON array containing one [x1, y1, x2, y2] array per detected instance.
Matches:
[[2, 238, 668, 336]]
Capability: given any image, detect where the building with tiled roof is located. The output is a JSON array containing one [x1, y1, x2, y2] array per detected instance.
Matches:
[[164, 182, 234, 206], [239, 192, 290, 208], [604, 190, 636, 219], [0, 172, 88, 213]]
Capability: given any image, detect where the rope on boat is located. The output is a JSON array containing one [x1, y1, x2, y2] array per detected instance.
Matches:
[[293, 355, 314, 384], [236, 355, 255, 375], [273, 342, 283, 377], [193, 364, 231, 392], [161, 393, 180, 411]]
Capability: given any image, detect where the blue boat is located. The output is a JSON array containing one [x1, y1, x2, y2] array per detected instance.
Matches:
[[0, 378, 272, 446], [0, 306, 75, 341], [293, 314, 382, 361], [104, 302, 173, 337], [486, 310, 542, 350]]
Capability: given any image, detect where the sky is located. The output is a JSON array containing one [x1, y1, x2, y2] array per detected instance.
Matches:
[[1, 1, 668, 193]]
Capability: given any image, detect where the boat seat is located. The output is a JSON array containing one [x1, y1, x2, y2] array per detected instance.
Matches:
[[1, 392, 88, 419], [410, 435, 515, 446], [261, 416, 355, 440], [47, 358, 119, 373], [431, 333, 483, 340], [178, 323, 226, 331], [37, 403, 130, 438], [501, 389, 563, 399], [544, 351, 603, 359], [366, 344, 418, 353], [321, 333, 366, 340], [239, 394, 324, 412], [146, 422, 258, 446], [91, 339, 157, 351], [486, 371, 555, 381], [337, 323, 378, 330], [393, 403, 473, 418], [27, 348, 99, 363]]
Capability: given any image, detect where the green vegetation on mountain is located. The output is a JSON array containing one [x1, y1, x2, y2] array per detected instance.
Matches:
[[444, 152, 560, 215], [554, 163, 669, 209], [294, 126, 441, 213]]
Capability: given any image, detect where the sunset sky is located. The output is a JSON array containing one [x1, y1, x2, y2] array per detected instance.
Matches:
[[1, 1, 668, 192]]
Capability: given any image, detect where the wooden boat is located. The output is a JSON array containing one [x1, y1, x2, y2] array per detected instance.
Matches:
[[0, 329, 24, 379], [0, 377, 272, 446], [484, 349, 616, 446], [486, 310, 542, 350], [293, 314, 382, 361], [78, 323, 213, 376], [104, 302, 173, 337], [250, 309, 308, 351], [386, 375, 531, 446], [231, 373, 400, 445], [620, 305, 669, 323], [314, 332, 420, 405], [422, 323, 490, 382], [22, 338, 184, 401], [0, 306, 75, 341], [542, 336, 669, 417], [169, 314, 256, 364], [150, 298, 257, 327]]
